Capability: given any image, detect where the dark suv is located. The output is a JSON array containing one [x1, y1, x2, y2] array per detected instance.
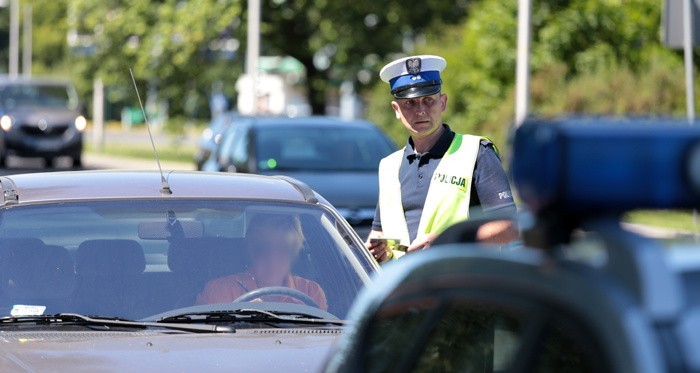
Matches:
[[0, 77, 86, 167]]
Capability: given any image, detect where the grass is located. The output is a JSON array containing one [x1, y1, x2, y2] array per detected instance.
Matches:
[[623, 209, 700, 233], [84, 120, 201, 164], [84, 142, 198, 164]]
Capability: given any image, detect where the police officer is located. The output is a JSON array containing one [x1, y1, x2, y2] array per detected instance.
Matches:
[[366, 55, 518, 263]]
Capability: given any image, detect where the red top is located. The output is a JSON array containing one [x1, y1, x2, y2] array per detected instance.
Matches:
[[195, 271, 328, 311]]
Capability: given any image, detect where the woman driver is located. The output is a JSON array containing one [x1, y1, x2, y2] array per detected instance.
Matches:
[[195, 213, 328, 310]]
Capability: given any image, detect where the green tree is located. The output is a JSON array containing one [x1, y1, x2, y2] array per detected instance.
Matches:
[[61, 0, 474, 120], [261, 0, 470, 114], [366, 0, 689, 159], [67, 0, 243, 120]]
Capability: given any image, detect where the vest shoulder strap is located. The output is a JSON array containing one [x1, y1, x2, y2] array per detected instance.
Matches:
[[378, 148, 411, 245]]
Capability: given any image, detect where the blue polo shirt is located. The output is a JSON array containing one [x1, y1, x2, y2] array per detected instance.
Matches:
[[371, 124, 516, 242]]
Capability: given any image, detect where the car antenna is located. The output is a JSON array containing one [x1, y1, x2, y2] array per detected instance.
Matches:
[[129, 68, 172, 195]]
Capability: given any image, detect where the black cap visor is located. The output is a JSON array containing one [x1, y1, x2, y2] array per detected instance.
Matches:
[[392, 81, 442, 99]]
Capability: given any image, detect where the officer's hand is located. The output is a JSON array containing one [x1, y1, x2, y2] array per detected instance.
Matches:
[[365, 230, 393, 263], [476, 220, 519, 244], [406, 233, 438, 253]]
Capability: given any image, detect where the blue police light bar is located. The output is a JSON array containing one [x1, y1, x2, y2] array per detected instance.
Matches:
[[511, 118, 700, 214]]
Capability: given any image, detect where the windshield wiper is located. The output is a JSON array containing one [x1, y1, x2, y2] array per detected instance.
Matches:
[[158, 308, 346, 327], [0, 313, 234, 333]]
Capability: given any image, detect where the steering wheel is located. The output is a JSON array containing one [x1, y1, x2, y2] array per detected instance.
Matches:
[[233, 286, 320, 308]]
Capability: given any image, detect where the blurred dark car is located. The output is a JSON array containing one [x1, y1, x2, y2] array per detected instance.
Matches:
[[194, 111, 238, 171], [0, 77, 85, 168], [0, 170, 378, 371], [325, 118, 700, 373], [202, 116, 397, 238]]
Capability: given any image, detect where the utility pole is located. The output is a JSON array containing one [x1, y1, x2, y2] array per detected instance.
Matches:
[[514, 0, 532, 128], [22, 4, 30, 78], [9, 0, 18, 79], [93, 78, 104, 151], [246, 0, 260, 115]]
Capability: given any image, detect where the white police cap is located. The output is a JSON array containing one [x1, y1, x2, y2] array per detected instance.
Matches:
[[379, 55, 446, 99]]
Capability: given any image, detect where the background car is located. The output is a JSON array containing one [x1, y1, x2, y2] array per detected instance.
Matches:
[[202, 116, 397, 238], [0, 77, 86, 168], [325, 118, 700, 373], [194, 110, 238, 171], [0, 170, 378, 371]]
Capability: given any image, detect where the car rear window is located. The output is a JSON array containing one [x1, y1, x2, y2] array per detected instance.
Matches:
[[255, 125, 395, 171]]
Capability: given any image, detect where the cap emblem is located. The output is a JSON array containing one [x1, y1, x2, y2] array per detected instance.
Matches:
[[406, 58, 421, 75]]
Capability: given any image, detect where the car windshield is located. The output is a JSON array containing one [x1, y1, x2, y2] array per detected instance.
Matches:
[[255, 125, 395, 172], [0, 83, 78, 110], [0, 200, 373, 321]]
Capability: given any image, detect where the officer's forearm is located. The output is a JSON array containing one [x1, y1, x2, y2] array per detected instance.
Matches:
[[476, 220, 519, 244]]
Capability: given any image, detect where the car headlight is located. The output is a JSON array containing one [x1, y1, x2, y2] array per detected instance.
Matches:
[[202, 128, 213, 140], [74, 115, 87, 132], [0, 115, 13, 131]]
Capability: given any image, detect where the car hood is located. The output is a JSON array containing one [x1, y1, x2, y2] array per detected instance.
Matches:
[[0, 328, 342, 372], [261, 171, 378, 208]]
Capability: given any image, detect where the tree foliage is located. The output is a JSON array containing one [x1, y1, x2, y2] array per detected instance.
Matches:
[[9, 0, 698, 136], [260, 0, 470, 114], [365, 0, 692, 161], [38, 0, 471, 119], [67, 0, 243, 119]]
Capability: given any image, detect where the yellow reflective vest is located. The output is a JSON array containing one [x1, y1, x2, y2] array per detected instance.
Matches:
[[378, 133, 482, 258]]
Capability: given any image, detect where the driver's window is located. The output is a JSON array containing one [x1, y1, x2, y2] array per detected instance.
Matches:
[[365, 298, 610, 372]]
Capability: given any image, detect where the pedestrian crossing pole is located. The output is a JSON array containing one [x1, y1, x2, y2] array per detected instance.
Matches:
[[683, 0, 700, 237]]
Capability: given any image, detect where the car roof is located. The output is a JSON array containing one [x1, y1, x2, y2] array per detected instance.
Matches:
[[0, 170, 319, 205]]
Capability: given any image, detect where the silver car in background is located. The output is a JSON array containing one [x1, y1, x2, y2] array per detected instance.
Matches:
[[202, 116, 397, 238], [0, 170, 378, 371]]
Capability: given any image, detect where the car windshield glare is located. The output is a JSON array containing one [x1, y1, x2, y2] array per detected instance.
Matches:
[[255, 126, 394, 172], [0, 200, 371, 321]]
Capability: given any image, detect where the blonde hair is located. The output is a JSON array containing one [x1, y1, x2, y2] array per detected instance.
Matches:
[[246, 213, 304, 255]]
